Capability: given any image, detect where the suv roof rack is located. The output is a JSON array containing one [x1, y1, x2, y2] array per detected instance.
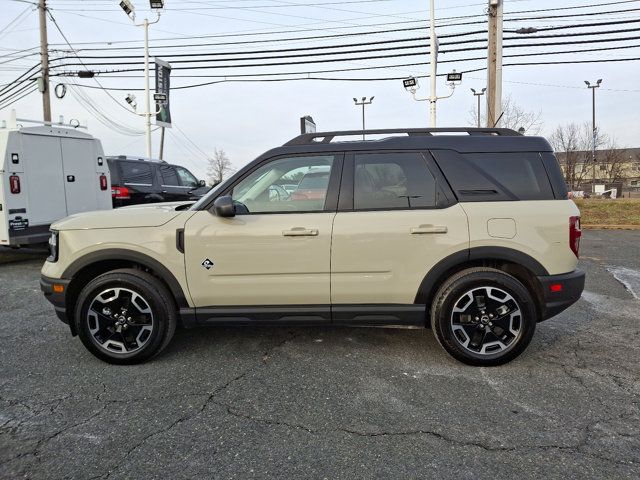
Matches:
[[108, 155, 167, 163], [284, 128, 521, 146]]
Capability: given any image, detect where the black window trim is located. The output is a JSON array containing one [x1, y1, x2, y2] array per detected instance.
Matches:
[[338, 149, 457, 213], [212, 152, 345, 215]]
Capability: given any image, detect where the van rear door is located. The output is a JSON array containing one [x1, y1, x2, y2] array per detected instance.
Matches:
[[60, 137, 102, 215], [21, 132, 67, 225]]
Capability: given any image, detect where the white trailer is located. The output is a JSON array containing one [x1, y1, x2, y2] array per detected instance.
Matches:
[[0, 119, 111, 246]]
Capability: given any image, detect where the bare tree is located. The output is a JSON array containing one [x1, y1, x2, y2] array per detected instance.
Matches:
[[206, 148, 234, 186], [550, 123, 591, 189], [469, 94, 542, 134], [599, 139, 627, 186], [550, 122, 628, 189]]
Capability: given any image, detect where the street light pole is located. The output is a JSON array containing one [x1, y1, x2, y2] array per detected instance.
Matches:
[[470, 88, 486, 127], [585, 79, 602, 193], [428, 0, 437, 127], [121, 1, 163, 159], [353, 96, 374, 140], [143, 17, 152, 158]]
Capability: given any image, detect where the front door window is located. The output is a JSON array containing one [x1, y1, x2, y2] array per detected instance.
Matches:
[[231, 155, 335, 213]]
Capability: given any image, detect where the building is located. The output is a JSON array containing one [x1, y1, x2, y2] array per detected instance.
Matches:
[[555, 148, 640, 195]]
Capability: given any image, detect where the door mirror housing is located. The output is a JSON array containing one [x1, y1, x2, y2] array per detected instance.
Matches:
[[212, 195, 235, 217], [198, 179, 206, 187]]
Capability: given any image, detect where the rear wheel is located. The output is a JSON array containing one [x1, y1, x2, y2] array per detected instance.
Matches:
[[431, 267, 537, 366], [74, 269, 177, 364]]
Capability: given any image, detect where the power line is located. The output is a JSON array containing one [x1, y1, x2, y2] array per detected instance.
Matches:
[[45, 21, 640, 66], [65, 55, 640, 91], [0, 85, 38, 110], [49, 32, 640, 73]]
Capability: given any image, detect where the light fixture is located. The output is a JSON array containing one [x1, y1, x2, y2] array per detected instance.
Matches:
[[403, 77, 418, 90], [125, 93, 137, 109], [149, 0, 164, 9], [119, 0, 135, 20]]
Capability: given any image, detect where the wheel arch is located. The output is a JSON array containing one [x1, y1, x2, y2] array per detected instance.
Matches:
[[62, 249, 189, 332], [415, 247, 547, 317]]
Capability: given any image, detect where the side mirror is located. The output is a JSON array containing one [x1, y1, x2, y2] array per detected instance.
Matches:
[[199, 179, 206, 187], [212, 195, 235, 217]]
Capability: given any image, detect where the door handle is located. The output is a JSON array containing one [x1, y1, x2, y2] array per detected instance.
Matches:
[[411, 224, 448, 234], [282, 227, 319, 237]]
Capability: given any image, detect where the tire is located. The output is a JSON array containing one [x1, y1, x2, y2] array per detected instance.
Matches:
[[430, 267, 537, 366], [74, 269, 177, 365]]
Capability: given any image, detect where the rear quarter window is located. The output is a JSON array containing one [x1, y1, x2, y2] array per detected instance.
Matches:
[[431, 150, 555, 201], [120, 162, 154, 185], [463, 153, 554, 200]]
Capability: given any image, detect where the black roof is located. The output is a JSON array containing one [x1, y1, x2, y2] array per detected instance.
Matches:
[[273, 128, 553, 156]]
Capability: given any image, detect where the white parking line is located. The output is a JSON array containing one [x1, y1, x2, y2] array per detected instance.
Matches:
[[607, 266, 640, 300]]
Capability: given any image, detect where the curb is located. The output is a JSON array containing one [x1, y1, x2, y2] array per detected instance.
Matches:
[[582, 224, 640, 230]]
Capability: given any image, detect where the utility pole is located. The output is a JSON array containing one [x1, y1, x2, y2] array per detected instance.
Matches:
[[353, 96, 374, 140], [428, 0, 437, 127], [486, 0, 503, 127], [471, 88, 486, 127], [38, 0, 51, 123], [585, 79, 602, 193]]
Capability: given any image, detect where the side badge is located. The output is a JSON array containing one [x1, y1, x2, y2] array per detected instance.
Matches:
[[201, 259, 214, 270]]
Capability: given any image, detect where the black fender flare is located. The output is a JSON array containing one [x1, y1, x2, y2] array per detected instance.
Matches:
[[414, 246, 549, 304], [62, 248, 189, 308]]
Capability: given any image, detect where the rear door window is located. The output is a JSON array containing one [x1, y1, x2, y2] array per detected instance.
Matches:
[[121, 162, 153, 185], [353, 152, 438, 210]]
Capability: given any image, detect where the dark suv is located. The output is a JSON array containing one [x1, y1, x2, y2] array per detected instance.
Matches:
[[107, 156, 209, 207]]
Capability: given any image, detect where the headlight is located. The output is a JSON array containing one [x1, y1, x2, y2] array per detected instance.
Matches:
[[47, 230, 59, 262]]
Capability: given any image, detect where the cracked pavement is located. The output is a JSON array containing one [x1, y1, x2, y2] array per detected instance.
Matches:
[[1, 230, 639, 479]]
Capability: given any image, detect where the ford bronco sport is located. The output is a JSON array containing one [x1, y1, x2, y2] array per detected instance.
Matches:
[[40, 128, 585, 366]]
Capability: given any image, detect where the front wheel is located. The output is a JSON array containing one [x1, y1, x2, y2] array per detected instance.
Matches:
[[430, 267, 537, 366], [74, 269, 177, 365]]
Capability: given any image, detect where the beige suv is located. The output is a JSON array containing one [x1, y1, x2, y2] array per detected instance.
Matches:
[[41, 128, 585, 366]]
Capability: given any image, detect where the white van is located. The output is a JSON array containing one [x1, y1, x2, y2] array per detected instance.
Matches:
[[0, 123, 112, 246]]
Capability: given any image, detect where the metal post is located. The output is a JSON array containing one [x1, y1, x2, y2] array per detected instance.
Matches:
[[429, 0, 437, 127], [159, 126, 165, 160], [592, 87, 596, 192], [143, 17, 152, 158], [471, 88, 486, 128], [585, 79, 602, 193], [38, 0, 51, 123], [353, 97, 374, 140]]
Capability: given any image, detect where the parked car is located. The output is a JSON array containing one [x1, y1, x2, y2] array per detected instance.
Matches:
[[107, 155, 209, 207], [290, 166, 331, 201], [41, 128, 584, 366], [1, 123, 111, 247]]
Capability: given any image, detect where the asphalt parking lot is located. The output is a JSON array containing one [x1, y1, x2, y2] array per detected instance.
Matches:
[[1, 230, 639, 479]]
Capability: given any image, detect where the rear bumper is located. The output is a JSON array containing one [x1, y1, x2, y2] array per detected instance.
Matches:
[[40, 275, 71, 326], [537, 269, 585, 321]]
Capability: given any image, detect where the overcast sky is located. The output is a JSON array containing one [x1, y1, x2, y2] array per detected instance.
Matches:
[[2, 0, 639, 180]]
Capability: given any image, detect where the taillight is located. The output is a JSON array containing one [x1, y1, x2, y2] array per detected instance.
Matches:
[[569, 216, 581, 258], [9, 175, 20, 194], [111, 185, 130, 199], [99, 174, 108, 191]]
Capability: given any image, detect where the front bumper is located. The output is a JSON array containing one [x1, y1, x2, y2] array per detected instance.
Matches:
[[537, 269, 585, 321], [40, 275, 72, 327]]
